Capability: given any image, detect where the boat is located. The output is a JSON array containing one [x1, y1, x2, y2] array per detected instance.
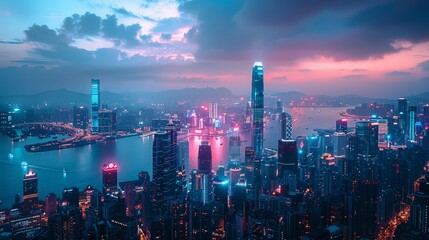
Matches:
[[8, 153, 13, 159], [63, 168, 67, 174], [21, 162, 28, 167]]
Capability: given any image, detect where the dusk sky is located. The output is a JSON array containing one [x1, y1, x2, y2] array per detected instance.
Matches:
[[0, 0, 428, 97]]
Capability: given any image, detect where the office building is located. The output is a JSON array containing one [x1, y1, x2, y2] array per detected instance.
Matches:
[[251, 61, 264, 157], [281, 111, 293, 140], [91, 78, 100, 133], [209, 102, 218, 123], [99, 109, 116, 135], [355, 122, 378, 158], [409, 106, 417, 141], [23, 170, 38, 202], [335, 119, 347, 132], [73, 106, 88, 129], [333, 132, 347, 156], [278, 139, 298, 180], [276, 98, 283, 114], [198, 141, 212, 174], [102, 162, 118, 194]]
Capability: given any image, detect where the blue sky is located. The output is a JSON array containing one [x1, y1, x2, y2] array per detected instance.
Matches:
[[0, 0, 428, 97]]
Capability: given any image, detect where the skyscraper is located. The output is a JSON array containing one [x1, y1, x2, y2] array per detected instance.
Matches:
[[102, 162, 118, 194], [355, 122, 378, 158], [73, 106, 88, 130], [198, 141, 212, 174], [281, 111, 293, 140], [335, 119, 347, 132], [277, 139, 298, 180], [276, 98, 283, 114], [23, 170, 38, 202], [209, 102, 218, 123], [409, 106, 417, 141], [251, 62, 264, 157], [91, 79, 100, 133]]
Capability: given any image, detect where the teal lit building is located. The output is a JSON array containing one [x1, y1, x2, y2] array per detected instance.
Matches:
[[91, 79, 100, 133], [251, 62, 264, 157]]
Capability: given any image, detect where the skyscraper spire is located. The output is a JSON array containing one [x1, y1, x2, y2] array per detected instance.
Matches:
[[251, 61, 264, 157]]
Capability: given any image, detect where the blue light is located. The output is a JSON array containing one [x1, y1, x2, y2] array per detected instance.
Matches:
[[371, 114, 377, 118], [386, 134, 391, 140], [298, 150, 303, 154]]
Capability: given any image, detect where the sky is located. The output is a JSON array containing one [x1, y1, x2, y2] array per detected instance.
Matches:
[[0, 0, 428, 97]]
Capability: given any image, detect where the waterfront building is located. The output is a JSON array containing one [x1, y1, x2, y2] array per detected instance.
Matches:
[[91, 79, 100, 133], [99, 109, 116, 135], [73, 106, 88, 130], [281, 111, 293, 140], [251, 62, 264, 157], [102, 162, 118, 194]]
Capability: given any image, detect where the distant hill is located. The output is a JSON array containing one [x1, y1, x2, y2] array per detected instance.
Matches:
[[0, 87, 238, 107]]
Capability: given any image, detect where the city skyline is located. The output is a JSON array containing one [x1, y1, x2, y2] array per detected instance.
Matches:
[[1, 1, 429, 97]]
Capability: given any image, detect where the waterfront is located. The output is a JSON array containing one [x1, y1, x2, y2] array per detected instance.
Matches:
[[0, 107, 351, 208]]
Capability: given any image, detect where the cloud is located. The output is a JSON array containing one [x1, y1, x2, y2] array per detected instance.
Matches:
[[101, 15, 141, 47], [0, 40, 23, 44], [62, 12, 102, 36], [161, 33, 172, 41], [111, 7, 138, 18], [152, 17, 193, 33], [341, 74, 367, 80], [179, 0, 429, 62], [418, 60, 429, 72], [384, 71, 412, 77], [25, 24, 70, 45]]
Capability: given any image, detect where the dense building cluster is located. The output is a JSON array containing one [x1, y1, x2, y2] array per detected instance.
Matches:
[[0, 63, 429, 239]]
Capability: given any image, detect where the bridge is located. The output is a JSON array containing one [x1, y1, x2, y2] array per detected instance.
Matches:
[[12, 122, 80, 133]]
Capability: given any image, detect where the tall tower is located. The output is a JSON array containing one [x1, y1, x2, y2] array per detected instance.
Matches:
[[209, 102, 218, 123], [251, 62, 264, 157], [409, 106, 417, 141], [198, 141, 212, 174], [91, 79, 100, 133], [102, 162, 117, 194], [23, 170, 38, 202], [281, 111, 293, 140]]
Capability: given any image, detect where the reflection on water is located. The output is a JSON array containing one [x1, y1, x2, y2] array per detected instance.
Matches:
[[0, 107, 348, 207]]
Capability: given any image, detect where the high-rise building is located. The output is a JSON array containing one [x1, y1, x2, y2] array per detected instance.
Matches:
[[91, 79, 100, 133], [397, 98, 407, 144], [281, 111, 293, 140], [45, 193, 58, 217], [251, 62, 264, 157], [355, 122, 378, 158], [73, 106, 88, 130], [209, 102, 218, 122], [23, 170, 38, 202], [102, 162, 118, 194], [62, 187, 79, 207], [335, 119, 347, 132], [333, 132, 347, 156], [409, 106, 417, 141], [277, 139, 298, 180], [276, 99, 283, 114], [198, 141, 212, 174], [99, 109, 116, 135], [0, 111, 12, 130], [152, 130, 177, 217], [48, 206, 83, 240]]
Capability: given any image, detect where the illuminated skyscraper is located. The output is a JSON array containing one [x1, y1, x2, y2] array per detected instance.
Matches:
[[277, 139, 298, 180], [251, 62, 264, 157], [73, 106, 88, 130], [355, 122, 378, 158], [335, 119, 348, 132], [23, 170, 38, 202], [276, 99, 283, 114], [91, 79, 100, 133], [209, 102, 218, 123], [281, 111, 293, 140], [198, 141, 212, 174], [409, 106, 417, 141], [102, 162, 118, 194]]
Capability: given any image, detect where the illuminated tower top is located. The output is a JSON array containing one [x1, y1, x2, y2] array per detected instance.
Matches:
[[102, 161, 117, 194], [23, 170, 38, 201], [251, 61, 264, 157], [91, 79, 100, 133]]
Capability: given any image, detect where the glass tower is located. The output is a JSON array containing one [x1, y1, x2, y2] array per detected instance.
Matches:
[[281, 111, 293, 140], [409, 106, 416, 141], [91, 79, 100, 133], [251, 62, 264, 157]]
